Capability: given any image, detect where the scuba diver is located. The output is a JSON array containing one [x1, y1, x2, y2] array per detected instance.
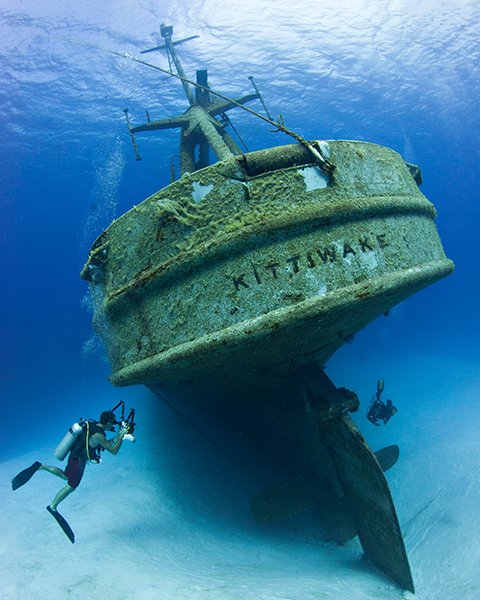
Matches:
[[11, 403, 135, 542], [367, 380, 398, 426]]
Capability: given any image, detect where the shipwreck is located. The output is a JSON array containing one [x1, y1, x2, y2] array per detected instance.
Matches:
[[81, 24, 454, 593]]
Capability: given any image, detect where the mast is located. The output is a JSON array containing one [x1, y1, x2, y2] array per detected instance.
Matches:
[[159, 24, 196, 106], [124, 24, 264, 177]]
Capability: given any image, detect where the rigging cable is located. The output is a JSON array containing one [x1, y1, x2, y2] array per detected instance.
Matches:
[[54, 37, 335, 173]]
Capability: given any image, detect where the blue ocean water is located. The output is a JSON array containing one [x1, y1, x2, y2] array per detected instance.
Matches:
[[1, 1, 480, 598]]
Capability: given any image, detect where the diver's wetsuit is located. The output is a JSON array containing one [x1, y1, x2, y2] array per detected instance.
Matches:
[[65, 421, 103, 488], [367, 399, 397, 425], [367, 399, 383, 424]]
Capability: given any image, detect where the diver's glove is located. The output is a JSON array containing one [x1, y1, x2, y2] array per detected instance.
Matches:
[[119, 422, 135, 442]]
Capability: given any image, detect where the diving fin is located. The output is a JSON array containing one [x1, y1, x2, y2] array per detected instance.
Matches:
[[46, 505, 75, 543], [11, 462, 41, 491]]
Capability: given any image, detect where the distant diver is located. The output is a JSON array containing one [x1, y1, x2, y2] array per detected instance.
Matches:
[[367, 380, 398, 426], [11, 402, 135, 542]]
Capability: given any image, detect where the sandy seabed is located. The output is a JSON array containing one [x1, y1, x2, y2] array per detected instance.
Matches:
[[1, 351, 479, 600]]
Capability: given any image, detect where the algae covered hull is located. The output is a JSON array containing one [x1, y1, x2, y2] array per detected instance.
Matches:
[[82, 139, 453, 388]]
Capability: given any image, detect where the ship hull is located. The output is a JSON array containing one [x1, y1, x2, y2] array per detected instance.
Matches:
[[82, 139, 453, 389], [81, 139, 453, 593]]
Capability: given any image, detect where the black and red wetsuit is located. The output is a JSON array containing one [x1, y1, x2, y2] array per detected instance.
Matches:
[[65, 421, 104, 488]]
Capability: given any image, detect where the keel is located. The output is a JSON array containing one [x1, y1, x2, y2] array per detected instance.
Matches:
[[301, 362, 414, 593]]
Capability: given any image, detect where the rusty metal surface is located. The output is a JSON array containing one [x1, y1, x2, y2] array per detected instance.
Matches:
[[82, 140, 453, 386], [107, 259, 451, 387]]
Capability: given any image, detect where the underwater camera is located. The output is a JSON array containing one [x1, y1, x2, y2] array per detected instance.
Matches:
[[111, 400, 136, 442]]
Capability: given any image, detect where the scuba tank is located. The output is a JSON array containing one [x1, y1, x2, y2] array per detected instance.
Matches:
[[376, 379, 385, 400], [53, 422, 85, 461]]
